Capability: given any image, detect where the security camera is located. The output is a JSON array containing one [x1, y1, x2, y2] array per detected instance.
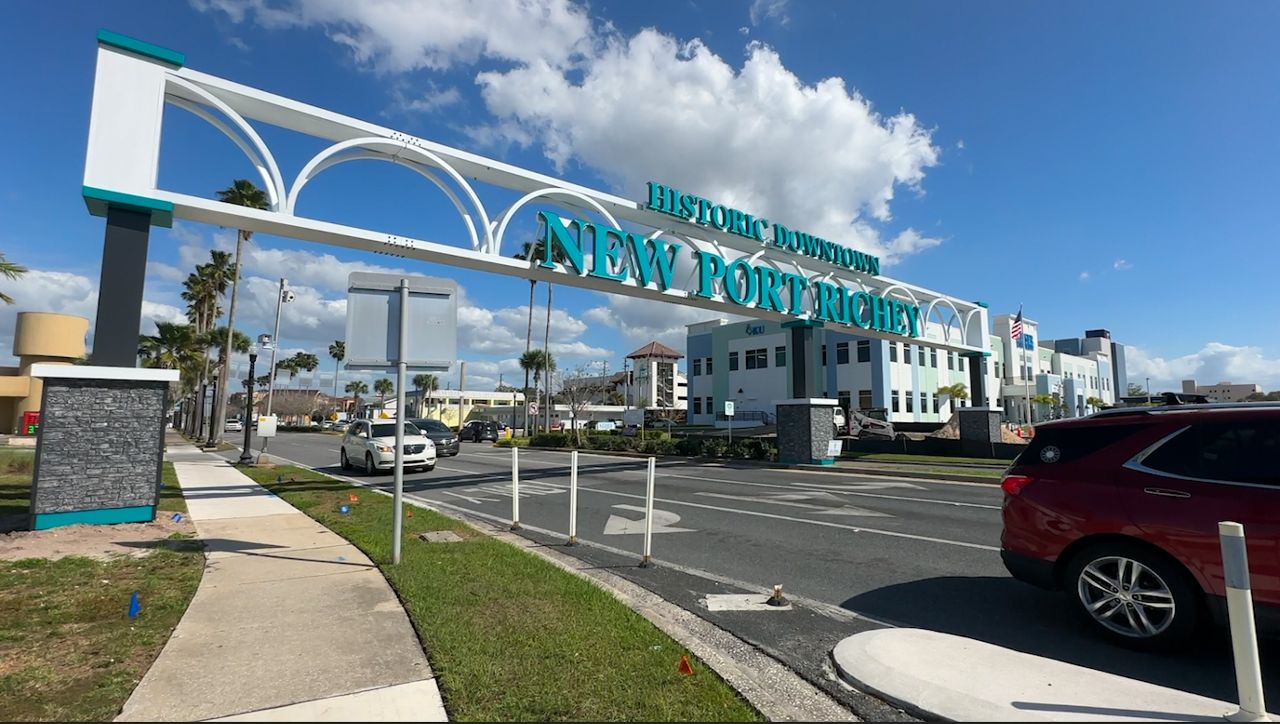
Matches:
[[282, 290, 297, 303]]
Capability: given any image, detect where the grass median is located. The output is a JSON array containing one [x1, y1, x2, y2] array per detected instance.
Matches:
[[843, 451, 1012, 466], [241, 464, 762, 722]]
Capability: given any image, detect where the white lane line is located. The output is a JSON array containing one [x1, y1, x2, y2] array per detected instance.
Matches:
[[695, 492, 892, 517], [659, 472, 1002, 510]]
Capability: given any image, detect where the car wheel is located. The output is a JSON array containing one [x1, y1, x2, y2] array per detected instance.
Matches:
[[1064, 542, 1201, 651], [365, 452, 377, 475], [340, 448, 351, 471]]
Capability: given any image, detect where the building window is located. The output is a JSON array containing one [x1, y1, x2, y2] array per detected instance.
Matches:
[[858, 389, 872, 410], [960, 357, 967, 372], [705, 357, 713, 374], [838, 390, 852, 412], [775, 346, 786, 367], [821, 344, 827, 365], [746, 348, 767, 370], [930, 349, 937, 368], [692, 359, 701, 377], [857, 340, 870, 362], [932, 394, 940, 414], [903, 343, 911, 364], [918, 345, 926, 366], [729, 352, 739, 371], [906, 393, 914, 413], [707, 397, 713, 414], [889, 343, 898, 363], [836, 342, 850, 365], [693, 397, 702, 414], [947, 352, 955, 370], [892, 389, 901, 413]]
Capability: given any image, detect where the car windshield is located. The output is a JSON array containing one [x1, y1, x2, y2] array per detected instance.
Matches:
[[370, 422, 420, 437], [414, 420, 451, 433]]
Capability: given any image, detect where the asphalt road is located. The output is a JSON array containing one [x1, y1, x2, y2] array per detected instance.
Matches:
[[239, 431, 1280, 712]]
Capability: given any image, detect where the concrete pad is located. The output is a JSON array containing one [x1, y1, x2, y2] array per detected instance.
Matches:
[[208, 679, 447, 722], [196, 542, 374, 586], [703, 593, 793, 612], [196, 515, 350, 556], [417, 530, 463, 543], [833, 628, 1258, 722]]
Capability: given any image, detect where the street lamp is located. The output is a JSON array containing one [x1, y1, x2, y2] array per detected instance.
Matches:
[[1146, 376, 1151, 406], [238, 343, 259, 465]]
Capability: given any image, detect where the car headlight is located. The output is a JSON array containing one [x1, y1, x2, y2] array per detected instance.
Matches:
[[425, 440, 435, 449], [374, 443, 393, 452]]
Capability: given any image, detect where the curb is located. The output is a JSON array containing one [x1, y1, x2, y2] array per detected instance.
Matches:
[[501, 445, 1001, 485]]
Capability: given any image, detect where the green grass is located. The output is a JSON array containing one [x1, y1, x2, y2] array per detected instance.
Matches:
[[0, 450, 34, 527], [240, 465, 761, 722], [0, 547, 204, 721], [158, 462, 186, 514], [843, 452, 1013, 465]]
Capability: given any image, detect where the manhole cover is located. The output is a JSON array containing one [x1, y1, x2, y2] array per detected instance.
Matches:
[[417, 531, 464, 543]]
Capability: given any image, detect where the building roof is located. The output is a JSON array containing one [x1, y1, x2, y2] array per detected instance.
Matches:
[[626, 341, 684, 359]]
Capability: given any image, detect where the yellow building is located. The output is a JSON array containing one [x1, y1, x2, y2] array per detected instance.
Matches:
[[0, 312, 90, 434]]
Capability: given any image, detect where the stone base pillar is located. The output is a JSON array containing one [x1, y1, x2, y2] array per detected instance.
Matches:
[[28, 364, 177, 530], [775, 398, 839, 466], [957, 407, 1002, 459]]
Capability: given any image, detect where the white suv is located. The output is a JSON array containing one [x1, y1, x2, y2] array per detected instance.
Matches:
[[340, 420, 436, 474]]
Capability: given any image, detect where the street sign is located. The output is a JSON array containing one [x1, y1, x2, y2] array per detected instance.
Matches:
[[724, 400, 735, 417], [257, 414, 277, 438], [827, 439, 844, 457], [529, 401, 540, 416], [344, 273, 458, 371]]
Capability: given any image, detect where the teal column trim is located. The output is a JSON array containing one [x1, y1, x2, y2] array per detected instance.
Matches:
[[962, 350, 993, 357], [973, 301, 989, 309], [34, 505, 155, 530], [83, 186, 174, 228], [97, 30, 185, 67], [810, 458, 836, 465], [782, 319, 825, 329]]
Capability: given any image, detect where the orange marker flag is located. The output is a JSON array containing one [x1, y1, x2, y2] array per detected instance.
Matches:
[[349, 494, 359, 502], [406, 509, 413, 518], [677, 655, 695, 676]]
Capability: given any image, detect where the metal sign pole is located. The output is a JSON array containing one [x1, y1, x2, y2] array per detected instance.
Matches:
[[392, 279, 408, 565]]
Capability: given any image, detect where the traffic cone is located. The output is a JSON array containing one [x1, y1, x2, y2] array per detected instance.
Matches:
[[677, 655, 694, 676]]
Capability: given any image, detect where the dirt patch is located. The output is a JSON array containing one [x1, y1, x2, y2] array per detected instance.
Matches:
[[928, 414, 1027, 444], [0, 514, 197, 562]]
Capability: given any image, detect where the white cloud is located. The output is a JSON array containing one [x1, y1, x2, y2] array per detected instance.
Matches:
[[147, 261, 187, 283], [955, 139, 965, 150], [1113, 258, 1132, 271], [585, 296, 744, 351], [227, 36, 251, 52], [749, 0, 789, 27], [389, 82, 462, 115], [208, 3, 943, 266], [475, 30, 941, 263], [197, 0, 594, 72], [1128, 343, 1280, 393], [1078, 271, 1090, 282]]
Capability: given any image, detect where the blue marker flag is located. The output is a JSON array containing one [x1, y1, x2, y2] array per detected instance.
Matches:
[[128, 592, 141, 619], [171, 512, 182, 523], [339, 505, 350, 515]]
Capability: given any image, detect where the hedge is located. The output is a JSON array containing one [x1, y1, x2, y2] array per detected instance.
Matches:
[[515, 431, 776, 461]]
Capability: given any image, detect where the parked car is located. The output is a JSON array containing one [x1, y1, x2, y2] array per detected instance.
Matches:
[[459, 419, 501, 442], [1001, 402, 1280, 650], [339, 419, 436, 474], [224, 418, 243, 432], [408, 418, 460, 457]]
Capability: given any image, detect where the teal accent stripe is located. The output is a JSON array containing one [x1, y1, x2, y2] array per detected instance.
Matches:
[[782, 319, 825, 329], [34, 505, 155, 530], [974, 301, 990, 309], [810, 458, 836, 465], [83, 186, 174, 228], [97, 30, 184, 67]]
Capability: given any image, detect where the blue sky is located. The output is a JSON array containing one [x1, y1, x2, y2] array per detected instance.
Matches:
[[2, 0, 1278, 391]]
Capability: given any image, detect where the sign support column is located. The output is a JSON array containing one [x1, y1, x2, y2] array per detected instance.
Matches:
[[392, 279, 408, 565], [90, 207, 152, 366]]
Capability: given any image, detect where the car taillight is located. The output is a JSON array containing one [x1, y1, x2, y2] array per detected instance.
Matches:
[[1001, 474, 1035, 496]]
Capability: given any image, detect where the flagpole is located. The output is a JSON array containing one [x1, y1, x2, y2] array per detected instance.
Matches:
[[1022, 305, 1032, 427]]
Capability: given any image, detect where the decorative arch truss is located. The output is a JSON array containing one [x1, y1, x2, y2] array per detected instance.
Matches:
[[83, 34, 990, 356]]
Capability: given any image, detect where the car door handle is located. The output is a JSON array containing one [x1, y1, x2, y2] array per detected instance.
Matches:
[[1144, 487, 1191, 499]]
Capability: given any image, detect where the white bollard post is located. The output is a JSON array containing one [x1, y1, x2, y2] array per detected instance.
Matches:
[[1220, 521, 1270, 722], [640, 456, 656, 568], [510, 446, 521, 531], [567, 450, 579, 546]]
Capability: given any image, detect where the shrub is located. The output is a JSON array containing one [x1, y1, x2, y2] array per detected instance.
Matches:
[[529, 432, 572, 448], [494, 437, 530, 448]]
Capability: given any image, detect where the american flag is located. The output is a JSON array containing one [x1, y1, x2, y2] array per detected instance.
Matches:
[[1011, 306, 1024, 341]]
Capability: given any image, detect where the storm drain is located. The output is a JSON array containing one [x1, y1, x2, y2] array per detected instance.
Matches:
[[417, 531, 464, 543]]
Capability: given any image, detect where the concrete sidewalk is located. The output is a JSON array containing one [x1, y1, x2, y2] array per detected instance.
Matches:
[[117, 437, 445, 722], [834, 628, 1267, 722]]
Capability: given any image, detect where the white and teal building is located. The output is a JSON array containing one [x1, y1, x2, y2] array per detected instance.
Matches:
[[686, 315, 1127, 426]]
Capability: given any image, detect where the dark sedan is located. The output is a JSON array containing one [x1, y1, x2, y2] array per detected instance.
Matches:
[[408, 418, 461, 456]]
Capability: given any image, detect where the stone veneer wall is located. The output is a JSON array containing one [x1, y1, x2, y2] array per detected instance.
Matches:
[[31, 378, 167, 523], [777, 403, 835, 464]]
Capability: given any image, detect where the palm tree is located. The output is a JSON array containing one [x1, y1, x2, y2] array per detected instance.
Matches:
[[183, 251, 232, 436], [290, 352, 320, 387], [519, 349, 545, 432], [936, 383, 969, 416], [211, 179, 269, 444], [328, 340, 345, 400], [413, 373, 438, 416], [374, 378, 394, 413], [0, 252, 27, 305], [1085, 395, 1105, 414], [276, 358, 299, 388], [1031, 393, 1058, 422], [139, 322, 201, 370], [345, 380, 369, 418], [514, 242, 540, 425], [515, 240, 568, 432]]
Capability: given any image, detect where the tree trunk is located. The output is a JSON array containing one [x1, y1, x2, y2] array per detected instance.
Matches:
[[524, 279, 535, 434], [543, 284, 552, 433], [333, 359, 339, 402], [211, 229, 247, 445]]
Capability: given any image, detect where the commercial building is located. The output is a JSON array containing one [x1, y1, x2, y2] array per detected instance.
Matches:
[[687, 314, 1129, 426], [1181, 379, 1263, 402], [0, 312, 90, 434], [570, 342, 689, 411]]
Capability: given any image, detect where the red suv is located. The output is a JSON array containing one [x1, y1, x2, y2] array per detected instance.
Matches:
[[1001, 403, 1280, 649]]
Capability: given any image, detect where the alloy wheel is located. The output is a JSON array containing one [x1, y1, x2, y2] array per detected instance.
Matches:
[[1077, 555, 1176, 638]]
